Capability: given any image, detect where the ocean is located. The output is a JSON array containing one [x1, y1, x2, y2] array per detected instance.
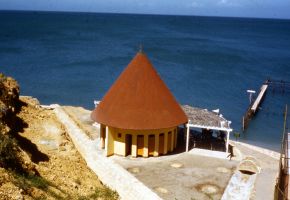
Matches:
[[1, 11, 290, 151]]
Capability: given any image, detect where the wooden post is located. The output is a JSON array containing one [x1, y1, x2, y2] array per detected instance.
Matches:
[[186, 124, 190, 152], [105, 126, 109, 156], [226, 131, 230, 154]]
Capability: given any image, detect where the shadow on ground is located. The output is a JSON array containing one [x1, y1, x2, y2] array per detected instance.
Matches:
[[7, 100, 49, 164], [156, 128, 227, 157], [11, 171, 66, 199]]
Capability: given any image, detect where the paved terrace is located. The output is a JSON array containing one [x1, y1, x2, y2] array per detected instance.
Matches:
[[57, 106, 279, 200], [62, 106, 237, 200], [112, 153, 236, 200]]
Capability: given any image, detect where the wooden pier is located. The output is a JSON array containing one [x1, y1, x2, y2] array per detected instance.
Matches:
[[242, 79, 290, 131], [242, 82, 269, 131], [251, 84, 268, 114]]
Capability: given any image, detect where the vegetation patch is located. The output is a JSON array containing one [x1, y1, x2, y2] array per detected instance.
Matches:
[[78, 186, 119, 200]]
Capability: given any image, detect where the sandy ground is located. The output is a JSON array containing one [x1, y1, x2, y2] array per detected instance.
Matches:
[[0, 97, 117, 199]]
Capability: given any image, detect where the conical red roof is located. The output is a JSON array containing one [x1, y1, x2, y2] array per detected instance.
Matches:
[[91, 52, 188, 130]]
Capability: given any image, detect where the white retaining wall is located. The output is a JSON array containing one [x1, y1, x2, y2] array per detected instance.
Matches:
[[234, 141, 280, 160], [52, 105, 162, 200]]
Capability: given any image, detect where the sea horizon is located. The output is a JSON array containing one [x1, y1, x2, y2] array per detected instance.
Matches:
[[1, 9, 290, 21]]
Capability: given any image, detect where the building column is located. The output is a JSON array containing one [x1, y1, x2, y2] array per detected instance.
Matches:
[[174, 128, 177, 148], [105, 126, 109, 156], [186, 124, 190, 152], [226, 131, 230, 154], [170, 130, 174, 152], [105, 127, 114, 156], [164, 132, 168, 154], [154, 133, 159, 157], [132, 134, 137, 157], [143, 134, 149, 157]]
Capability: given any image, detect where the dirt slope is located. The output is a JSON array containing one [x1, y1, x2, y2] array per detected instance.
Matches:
[[0, 74, 118, 199]]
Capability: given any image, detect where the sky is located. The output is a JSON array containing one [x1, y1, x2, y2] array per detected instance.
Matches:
[[1, 0, 290, 19]]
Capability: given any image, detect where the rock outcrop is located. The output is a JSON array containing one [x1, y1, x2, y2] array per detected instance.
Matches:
[[0, 73, 23, 170], [0, 73, 20, 134]]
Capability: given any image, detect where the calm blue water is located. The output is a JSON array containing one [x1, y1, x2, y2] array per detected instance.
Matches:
[[1, 11, 290, 151]]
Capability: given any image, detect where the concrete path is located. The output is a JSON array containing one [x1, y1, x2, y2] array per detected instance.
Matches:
[[52, 105, 162, 200], [233, 142, 279, 200], [221, 171, 257, 200]]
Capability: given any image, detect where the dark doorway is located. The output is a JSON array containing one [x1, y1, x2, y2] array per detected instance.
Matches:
[[148, 134, 155, 156], [159, 133, 164, 155], [137, 135, 144, 156], [174, 129, 177, 148], [125, 134, 132, 156], [101, 126, 106, 149]]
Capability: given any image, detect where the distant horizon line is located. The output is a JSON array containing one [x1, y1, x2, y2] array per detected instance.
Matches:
[[1, 9, 290, 21]]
